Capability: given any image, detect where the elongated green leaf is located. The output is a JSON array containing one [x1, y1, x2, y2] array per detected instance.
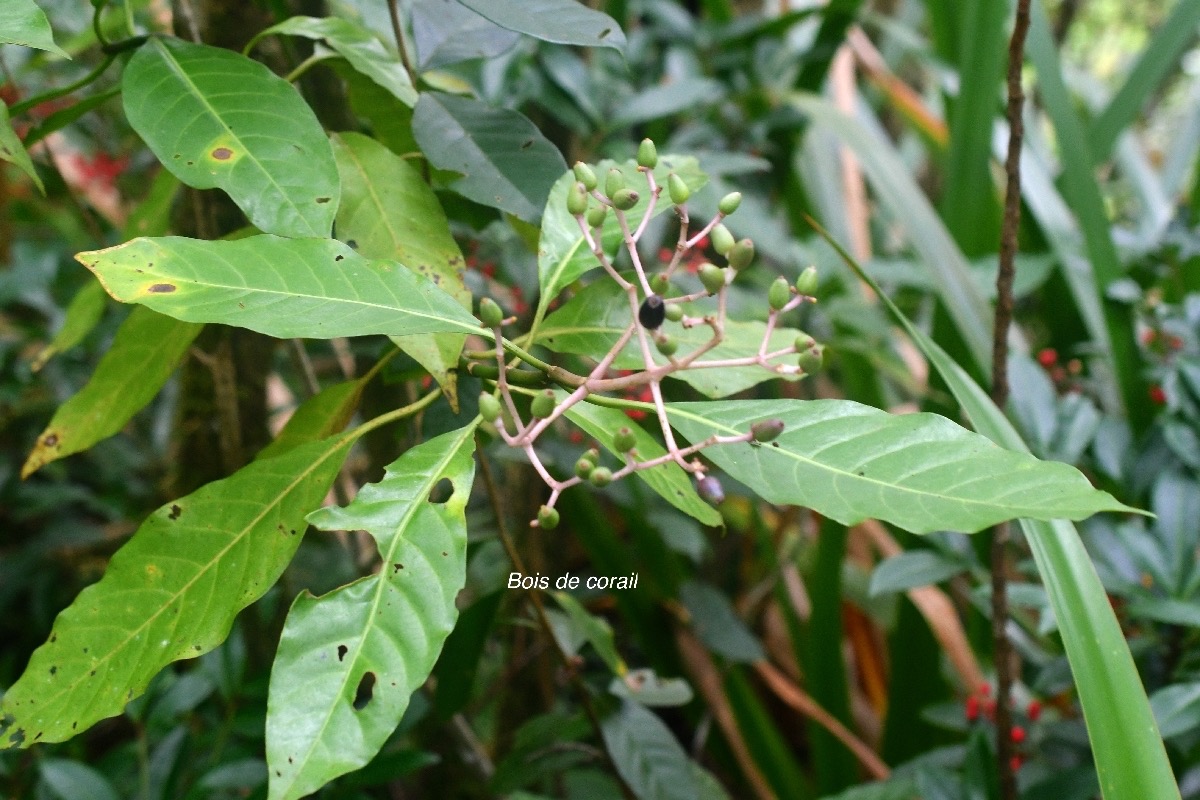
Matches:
[[552, 592, 626, 675], [77, 235, 484, 339], [412, 92, 567, 224], [22, 307, 202, 477], [122, 37, 338, 238], [258, 377, 369, 461], [0, 434, 355, 747], [539, 278, 804, 398], [614, 78, 725, 127], [1, 99, 44, 192], [458, 0, 625, 51], [535, 156, 705, 322], [332, 132, 469, 406], [602, 700, 699, 800], [823, 225, 1179, 800], [665, 399, 1138, 534], [869, 551, 966, 596], [266, 423, 477, 800], [39, 760, 120, 800], [0, 0, 68, 57], [31, 280, 108, 372], [249, 16, 417, 107], [566, 399, 722, 526]]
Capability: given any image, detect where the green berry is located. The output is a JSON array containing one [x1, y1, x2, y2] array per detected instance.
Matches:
[[611, 188, 639, 211], [768, 276, 791, 311], [589, 466, 613, 487], [794, 333, 815, 352], [478, 297, 504, 328], [573, 162, 597, 191], [664, 302, 684, 322], [537, 505, 560, 530], [586, 205, 608, 228], [605, 168, 625, 197], [655, 334, 678, 357], [567, 181, 588, 216], [667, 172, 690, 205], [613, 427, 637, 453], [699, 263, 727, 294], [718, 191, 742, 215], [728, 238, 755, 272], [650, 272, 670, 294], [711, 223, 734, 255], [795, 265, 819, 296], [530, 390, 556, 419], [637, 138, 658, 169], [750, 418, 785, 443], [479, 393, 502, 423], [798, 347, 823, 374], [575, 457, 595, 479], [582, 448, 600, 465]]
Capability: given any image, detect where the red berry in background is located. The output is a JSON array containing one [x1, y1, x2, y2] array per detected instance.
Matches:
[[1141, 329, 1157, 346], [965, 695, 980, 722], [1027, 699, 1042, 721], [1011, 725, 1026, 743], [978, 683, 992, 697], [1168, 335, 1184, 350], [1149, 385, 1167, 405], [983, 698, 996, 720], [1037, 348, 1057, 367], [1011, 755, 1023, 772]]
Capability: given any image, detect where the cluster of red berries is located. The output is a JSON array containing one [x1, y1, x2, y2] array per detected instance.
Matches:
[[964, 683, 1042, 771], [1035, 347, 1083, 394]]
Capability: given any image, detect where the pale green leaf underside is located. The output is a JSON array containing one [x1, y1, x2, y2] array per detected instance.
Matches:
[[122, 37, 338, 238], [77, 235, 485, 339], [566, 400, 722, 527], [0, 0, 69, 56], [459, 0, 625, 51], [266, 424, 478, 800], [666, 400, 1139, 534], [1, 100, 44, 192], [0, 435, 355, 747], [23, 307, 202, 477], [601, 700, 700, 800]]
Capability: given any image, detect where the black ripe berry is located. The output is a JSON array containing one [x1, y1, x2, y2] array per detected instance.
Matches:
[[639, 294, 666, 330]]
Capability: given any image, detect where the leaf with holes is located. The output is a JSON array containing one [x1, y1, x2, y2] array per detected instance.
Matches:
[[265, 423, 478, 800], [249, 16, 417, 107], [0, 434, 355, 747], [0, 0, 68, 56], [665, 400, 1140, 534], [1, 99, 44, 193], [412, 92, 566, 223], [122, 37, 338, 238], [332, 132, 470, 407], [459, 0, 625, 51], [77, 235, 484, 339], [601, 700, 700, 800], [22, 307, 202, 477]]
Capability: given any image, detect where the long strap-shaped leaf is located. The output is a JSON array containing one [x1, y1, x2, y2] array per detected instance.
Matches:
[[0, 434, 356, 747], [123, 37, 339, 238], [665, 399, 1139, 534], [265, 423, 478, 800], [77, 235, 485, 339]]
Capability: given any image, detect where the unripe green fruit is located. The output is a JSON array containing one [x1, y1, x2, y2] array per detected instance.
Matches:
[[586, 205, 607, 228], [750, 418, 785, 443], [798, 346, 823, 374], [605, 168, 625, 197], [656, 334, 678, 357], [567, 181, 588, 215], [665, 302, 684, 322], [611, 188, 639, 211], [479, 393, 502, 423], [728, 238, 755, 272], [479, 297, 504, 328], [589, 466, 613, 487], [573, 162, 597, 191], [668, 172, 690, 205], [575, 457, 595, 479], [650, 272, 670, 294], [582, 448, 600, 465], [794, 333, 815, 352], [637, 138, 658, 169], [699, 263, 727, 294], [537, 505, 560, 530], [711, 223, 735, 255], [613, 427, 637, 453], [768, 277, 791, 311], [530, 390, 556, 418], [718, 191, 742, 215], [795, 265, 819, 296]]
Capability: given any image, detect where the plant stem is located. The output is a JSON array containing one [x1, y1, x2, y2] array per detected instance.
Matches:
[[9, 54, 118, 117], [386, 0, 418, 88], [992, 2, 1033, 798]]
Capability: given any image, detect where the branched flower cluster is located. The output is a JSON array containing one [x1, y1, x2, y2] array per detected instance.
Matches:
[[470, 140, 824, 528]]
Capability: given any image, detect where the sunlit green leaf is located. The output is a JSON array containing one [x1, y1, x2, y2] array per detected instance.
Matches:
[[1, 99, 44, 192], [258, 376, 370, 461], [0, 0, 68, 57], [552, 591, 626, 676]]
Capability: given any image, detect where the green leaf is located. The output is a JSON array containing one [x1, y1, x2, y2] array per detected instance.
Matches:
[[552, 591, 626, 676], [1, 99, 44, 193], [0, 0, 68, 57], [258, 377, 369, 461], [458, 0, 625, 52], [0, 434, 355, 747], [249, 16, 417, 107], [22, 306, 202, 477], [1150, 683, 1200, 740], [535, 156, 705, 322], [614, 78, 726, 127], [122, 37, 339, 238], [39, 760, 120, 800], [869, 551, 967, 596], [679, 581, 764, 663], [265, 424, 477, 800], [565, 399, 721, 527], [601, 700, 700, 800], [332, 132, 469, 407], [664, 399, 1139, 534], [538, 276, 796, 398], [76, 235, 484, 339], [411, 0, 521, 70], [609, 669, 694, 708], [412, 92, 567, 224], [31, 280, 108, 372]]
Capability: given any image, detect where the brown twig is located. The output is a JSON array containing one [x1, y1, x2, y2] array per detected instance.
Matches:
[[386, 0, 418, 88], [992, 2, 1033, 798]]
